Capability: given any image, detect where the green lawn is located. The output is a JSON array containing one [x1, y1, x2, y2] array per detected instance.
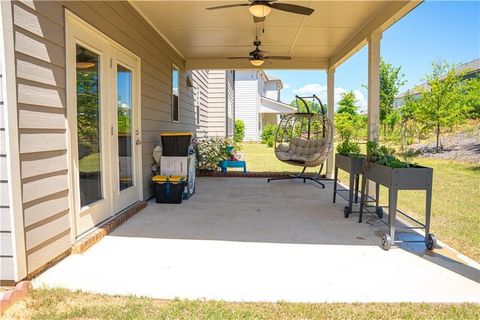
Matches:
[[239, 143, 480, 261], [79, 152, 101, 173], [4, 288, 479, 320]]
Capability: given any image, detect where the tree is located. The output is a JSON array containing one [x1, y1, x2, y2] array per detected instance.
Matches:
[[234, 119, 245, 142], [336, 91, 358, 115], [379, 59, 406, 139], [334, 91, 364, 140], [415, 61, 473, 151], [398, 90, 419, 149], [464, 75, 480, 119]]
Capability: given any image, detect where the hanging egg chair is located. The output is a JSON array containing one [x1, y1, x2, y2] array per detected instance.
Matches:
[[267, 95, 333, 188]]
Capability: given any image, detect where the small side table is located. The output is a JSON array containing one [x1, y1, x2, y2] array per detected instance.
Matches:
[[218, 160, 247, 174]]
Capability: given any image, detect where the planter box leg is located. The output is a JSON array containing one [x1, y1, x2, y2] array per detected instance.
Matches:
[[388, 188, 398, 242], [425, 187, 432, 238], [348, 173, 355, 216], [354, 174, 360, 203], [359, 175, 368, 223], [333, 167, 338, 203]]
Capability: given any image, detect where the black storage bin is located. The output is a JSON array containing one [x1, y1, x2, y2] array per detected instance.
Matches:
[[160, 132, 191, 156], [155, 181, 185, 204]]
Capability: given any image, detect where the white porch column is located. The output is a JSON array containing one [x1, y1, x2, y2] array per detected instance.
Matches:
[[367, 32, 382, 197], [367, 32, 382, 142], [326, 67, 335, 178]]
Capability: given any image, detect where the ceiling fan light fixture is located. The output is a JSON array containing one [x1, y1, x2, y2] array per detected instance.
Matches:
[[250, 58, 264, 67], [248, 3, 271, 17]]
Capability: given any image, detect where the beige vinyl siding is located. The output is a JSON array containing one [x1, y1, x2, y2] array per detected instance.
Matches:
[[226, 70, 235, 137], [12, 0, 70, 274], [235, 72, 259, 141], [0, 2, 14, 281], [6, 0, 197, 276], [207, 70, 228, 137], [192, 70, 209, 137]]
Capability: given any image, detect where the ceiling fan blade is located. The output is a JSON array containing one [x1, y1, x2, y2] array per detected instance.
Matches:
[[206, 3, 249, 10], [253, 16, 266, 23], [270, 3, 314, 15], [264, 56, 292, 60], [228, 57, 250, 60]]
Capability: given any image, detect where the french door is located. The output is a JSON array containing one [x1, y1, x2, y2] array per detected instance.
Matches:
[[66, 12, 142, 237]]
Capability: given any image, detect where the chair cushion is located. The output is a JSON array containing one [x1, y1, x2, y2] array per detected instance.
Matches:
[[275, 138, 325, 163], [288, 138, 325, 157]]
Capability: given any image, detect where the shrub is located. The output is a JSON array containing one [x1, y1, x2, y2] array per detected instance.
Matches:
[[336, 137, 361, 157], [261, 124, 278, 147], [192, 137, 236, 172], [234, 120, 245, 143]]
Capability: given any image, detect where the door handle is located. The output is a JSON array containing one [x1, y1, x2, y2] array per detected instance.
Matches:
[[136, 139, 142, 145]]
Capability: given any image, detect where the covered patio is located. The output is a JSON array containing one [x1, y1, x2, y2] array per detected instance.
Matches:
[[34, 178, 480, 303]]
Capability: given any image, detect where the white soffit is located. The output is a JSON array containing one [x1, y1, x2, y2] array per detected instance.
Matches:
[[131, 1, 422, 70]]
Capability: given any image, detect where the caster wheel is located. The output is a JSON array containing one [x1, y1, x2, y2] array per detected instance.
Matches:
[[344, 206, 350, 218], [381, 234, 392, 251], [426, 234, 437, 250], [376, 207, 384, 219]]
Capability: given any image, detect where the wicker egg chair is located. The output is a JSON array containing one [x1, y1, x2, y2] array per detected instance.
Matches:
[[267, 95, 333, 188]]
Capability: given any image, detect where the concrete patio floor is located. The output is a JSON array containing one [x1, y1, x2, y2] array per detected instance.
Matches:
[[34, 177, 480, 303]]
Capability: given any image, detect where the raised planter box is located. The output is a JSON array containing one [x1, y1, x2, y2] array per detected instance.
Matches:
[[360, 161, 436, 251], [333, 154, 368, 218], [335, 153, 364, 175], [363, 161, 433, 190]]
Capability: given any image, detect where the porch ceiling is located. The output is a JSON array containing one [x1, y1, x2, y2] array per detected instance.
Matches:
[[130, 0, 421, 70]]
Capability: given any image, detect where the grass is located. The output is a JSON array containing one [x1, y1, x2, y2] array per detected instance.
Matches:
[[79, 152, 101, 173], [4, 288, 480, 320], [238, 142, 480, 261], [237, 143, 320, 173]]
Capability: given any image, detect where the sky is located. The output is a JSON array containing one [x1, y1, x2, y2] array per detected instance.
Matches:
[[266, 0, 480, 112]]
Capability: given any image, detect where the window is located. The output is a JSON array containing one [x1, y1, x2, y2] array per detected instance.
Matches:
[[172, 65, 179, 122], [76, 44, 102, 207], [194, 84, 200, 125]]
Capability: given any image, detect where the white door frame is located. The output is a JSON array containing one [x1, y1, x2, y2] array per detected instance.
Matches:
[[109, 47, 142, 214], [65, 11, 142, 239]]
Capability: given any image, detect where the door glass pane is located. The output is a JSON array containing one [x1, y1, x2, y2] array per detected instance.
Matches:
[[117, 65, 133, 191], [76, 45, 102, 207], [172, 66, 179, 121]]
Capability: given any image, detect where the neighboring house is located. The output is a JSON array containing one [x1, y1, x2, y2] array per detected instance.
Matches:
[[235, 70, 296, 141], [393, 58, 480, 109], [191, 70, 235, 139]]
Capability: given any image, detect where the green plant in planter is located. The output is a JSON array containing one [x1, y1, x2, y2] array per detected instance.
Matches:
[[366, 140, 416, 168], [336, 137, 362, 158]]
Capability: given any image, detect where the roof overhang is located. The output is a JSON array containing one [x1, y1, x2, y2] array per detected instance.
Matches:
[[260, 97, 297, 113], [130, 0, 422, 70]]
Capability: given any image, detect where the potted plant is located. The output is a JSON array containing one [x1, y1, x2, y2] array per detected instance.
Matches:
[[361, 141, 436, 250]]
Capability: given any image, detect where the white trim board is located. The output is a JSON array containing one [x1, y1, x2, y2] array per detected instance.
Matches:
[[0, 0, 27, 281]]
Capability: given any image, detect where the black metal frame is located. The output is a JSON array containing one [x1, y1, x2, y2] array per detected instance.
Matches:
[[267, 94, 332, 188], [267, 164, 331, 188]]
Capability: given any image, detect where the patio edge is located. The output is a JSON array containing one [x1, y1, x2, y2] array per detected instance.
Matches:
[[24, 201, 147, 281], [72, 201, 147, 254]]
